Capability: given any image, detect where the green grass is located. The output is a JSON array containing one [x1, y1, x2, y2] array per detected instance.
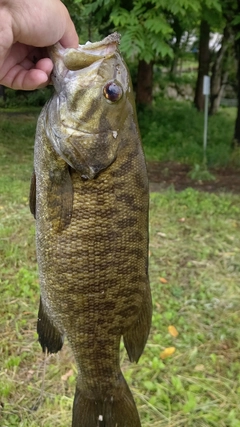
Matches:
[[1, 107, 240, 426], [138, 98, 237, 168]]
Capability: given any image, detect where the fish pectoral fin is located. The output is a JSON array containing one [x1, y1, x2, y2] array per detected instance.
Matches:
[[123, 281, 152, 363], [37, 297, 64, 354], [48, 164, 73, 232], [29, 170, 36, 218]]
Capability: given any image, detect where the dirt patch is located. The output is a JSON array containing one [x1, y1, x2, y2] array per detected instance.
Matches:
[[147, 161, 240, 193]]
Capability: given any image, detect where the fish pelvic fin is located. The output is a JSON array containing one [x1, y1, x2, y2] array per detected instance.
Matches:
[[37, 297, 64, 354], [124, 280, 152, 363], [72, 375, 141, 427]]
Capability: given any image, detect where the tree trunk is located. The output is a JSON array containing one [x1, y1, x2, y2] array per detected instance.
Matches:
[[136, 60, 153, 106], [171, 52, 179, 76], [209, 26, 232, 115], [234, 38, 240, 145], [170, 18, 184, 76], [233, 1, 240, 145], [213, 70, 229, 112], [194, 20, 210, 112]]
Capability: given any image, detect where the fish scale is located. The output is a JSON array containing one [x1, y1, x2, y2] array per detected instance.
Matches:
[[31, 33, 152, 427]]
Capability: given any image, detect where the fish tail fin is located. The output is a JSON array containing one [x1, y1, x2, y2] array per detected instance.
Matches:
[[72, 375, 141, 427], [37, 297, 64, 353]]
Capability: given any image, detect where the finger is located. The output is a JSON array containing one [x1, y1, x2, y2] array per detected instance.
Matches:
[[17, 56, 52, 74], [0, 52, 53, 90], [0, 13, 14, 69], [0, 44, 37, 81], [26, 47, 49, 64], [35, 58, 53, 76], [60, 19, 79, 49], [3, 66, 49, 90]]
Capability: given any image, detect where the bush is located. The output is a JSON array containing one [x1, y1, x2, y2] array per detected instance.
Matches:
[[3, 86, 53, 108]]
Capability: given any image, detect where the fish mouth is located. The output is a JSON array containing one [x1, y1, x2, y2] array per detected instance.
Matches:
[[77, 32, 121, 51], [49, 33, 121, 72]]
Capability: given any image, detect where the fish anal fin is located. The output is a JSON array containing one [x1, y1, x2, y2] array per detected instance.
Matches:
[[29, 170, 36, 218], [123, 282, 152, 363], [37, 297, 64, 354]]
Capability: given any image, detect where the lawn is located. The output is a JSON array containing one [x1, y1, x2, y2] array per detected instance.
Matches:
[[138, 98, 238, 168], [1, 105, 240, 426]]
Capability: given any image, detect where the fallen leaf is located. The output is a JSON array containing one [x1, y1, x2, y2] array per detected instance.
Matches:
[[194, 364, 205, 372], [160, 347, 176, 359], [61, 369, 73, 381], [157, 232, 167, 237], [178, 217, 185, 222], [159, 277, 168, 284], [168, 325, 179, 337]]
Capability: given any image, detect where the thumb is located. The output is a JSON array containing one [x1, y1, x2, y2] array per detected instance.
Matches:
[[59, 14, 79, 49], [0, 18, 14, 71]]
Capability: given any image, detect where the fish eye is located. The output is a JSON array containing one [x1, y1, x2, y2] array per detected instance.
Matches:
[[103, 80, 123, 102]]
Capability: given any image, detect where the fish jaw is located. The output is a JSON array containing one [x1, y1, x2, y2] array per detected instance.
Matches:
[[49, 33, 121, 75], [44, 113, 121, 180], [45, 35, 134, 179]]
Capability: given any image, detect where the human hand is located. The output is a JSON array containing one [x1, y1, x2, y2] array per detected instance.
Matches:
[[0, 0, 79, 90]]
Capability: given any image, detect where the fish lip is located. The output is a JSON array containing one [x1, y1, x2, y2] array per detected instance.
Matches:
[[49, 33, 121, 73], [79, 33, 121, 50], [50, 32, 120, 54]]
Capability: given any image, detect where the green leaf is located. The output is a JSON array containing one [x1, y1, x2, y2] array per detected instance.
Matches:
[[183, 392, 197, 413]]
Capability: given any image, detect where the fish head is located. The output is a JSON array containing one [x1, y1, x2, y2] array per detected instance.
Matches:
[[45, 33, 135, 179]]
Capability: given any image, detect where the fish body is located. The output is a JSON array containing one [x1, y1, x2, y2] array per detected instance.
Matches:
[[30, 33, 152, 427]]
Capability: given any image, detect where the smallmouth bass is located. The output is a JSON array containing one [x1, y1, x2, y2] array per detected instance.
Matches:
[[30, 33, 152, 427]]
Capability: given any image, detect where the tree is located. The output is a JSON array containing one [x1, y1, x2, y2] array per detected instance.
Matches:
[[169, 16, 189, 77], [194, 19, 211, 111], [209, 25, 233, 115], [74, 0, 206, 105], [207, 1, 238, 115], [224, 0, 240, 145], [136, 60, 153, 105], [233, 14, 240, 145], [193, 0, 223, 112], [74, 0, 173, 104], [165, 13, 199, 78]]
